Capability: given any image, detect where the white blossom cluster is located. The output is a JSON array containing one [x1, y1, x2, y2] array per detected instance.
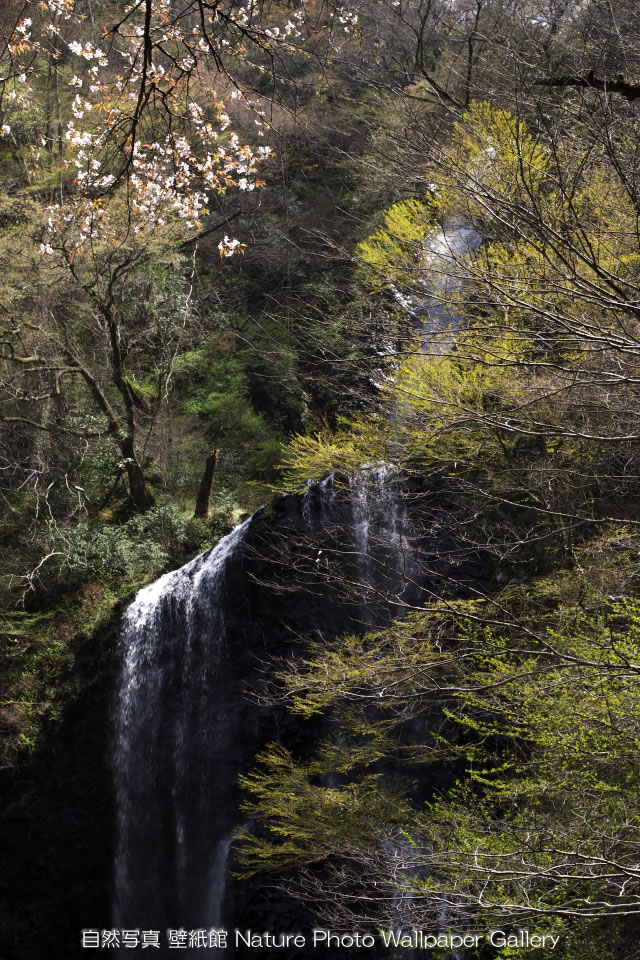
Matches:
[[233, 2, 303, 40], [42, 0, 75, 16], [15, 18, 32, 41], [43, 104, 273, 254], [67, 40, 108, 64], [336, 8, 359, 32], [3, 0, 324, 259], [218, 235, 244, 258]]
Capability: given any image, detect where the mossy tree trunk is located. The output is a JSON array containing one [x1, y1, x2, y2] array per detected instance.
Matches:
[[194, 449, 219, 520]]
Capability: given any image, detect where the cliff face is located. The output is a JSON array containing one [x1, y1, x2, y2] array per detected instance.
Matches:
[[0, 604, 119, 960], [1, 473, 486, 960]]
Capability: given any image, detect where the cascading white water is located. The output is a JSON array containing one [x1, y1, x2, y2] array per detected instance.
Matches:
[[380, 222, 483, 958], [111, 472, 421, 953], [415, 222, 482, 353], [112, 520, 251, 951], [347, 465, 419, 625]]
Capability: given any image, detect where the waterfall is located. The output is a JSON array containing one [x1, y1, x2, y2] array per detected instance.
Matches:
[[416, 222, 482, 352], [347, 465, 419, 624], [111, 472, 422, 953], [112, 519, 252, 951]]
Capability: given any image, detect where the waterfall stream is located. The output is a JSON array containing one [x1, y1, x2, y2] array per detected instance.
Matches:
[[111, 222, 480, 956], [113, 519, 252, 947], [111, 473, 421, 954]]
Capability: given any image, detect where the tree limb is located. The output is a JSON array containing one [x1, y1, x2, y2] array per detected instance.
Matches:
[[534, 71, 640, 101]]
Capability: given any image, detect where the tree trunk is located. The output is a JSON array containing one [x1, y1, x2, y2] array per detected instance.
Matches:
[[193, 449, 219, 520], [120, 435, 154, 512]]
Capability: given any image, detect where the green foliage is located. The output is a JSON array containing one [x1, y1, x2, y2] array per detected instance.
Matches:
[[52, 504, 211, 586], [238, 583, 640, 956], [0, 593, 114, 769], [179, 339, 291, 490], [237, 743, 412, 877], [279, 416, 387, 489], [357, 197, 435, 291]]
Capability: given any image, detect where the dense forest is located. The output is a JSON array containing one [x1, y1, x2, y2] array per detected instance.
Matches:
[[2, 1, 640, 958]]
